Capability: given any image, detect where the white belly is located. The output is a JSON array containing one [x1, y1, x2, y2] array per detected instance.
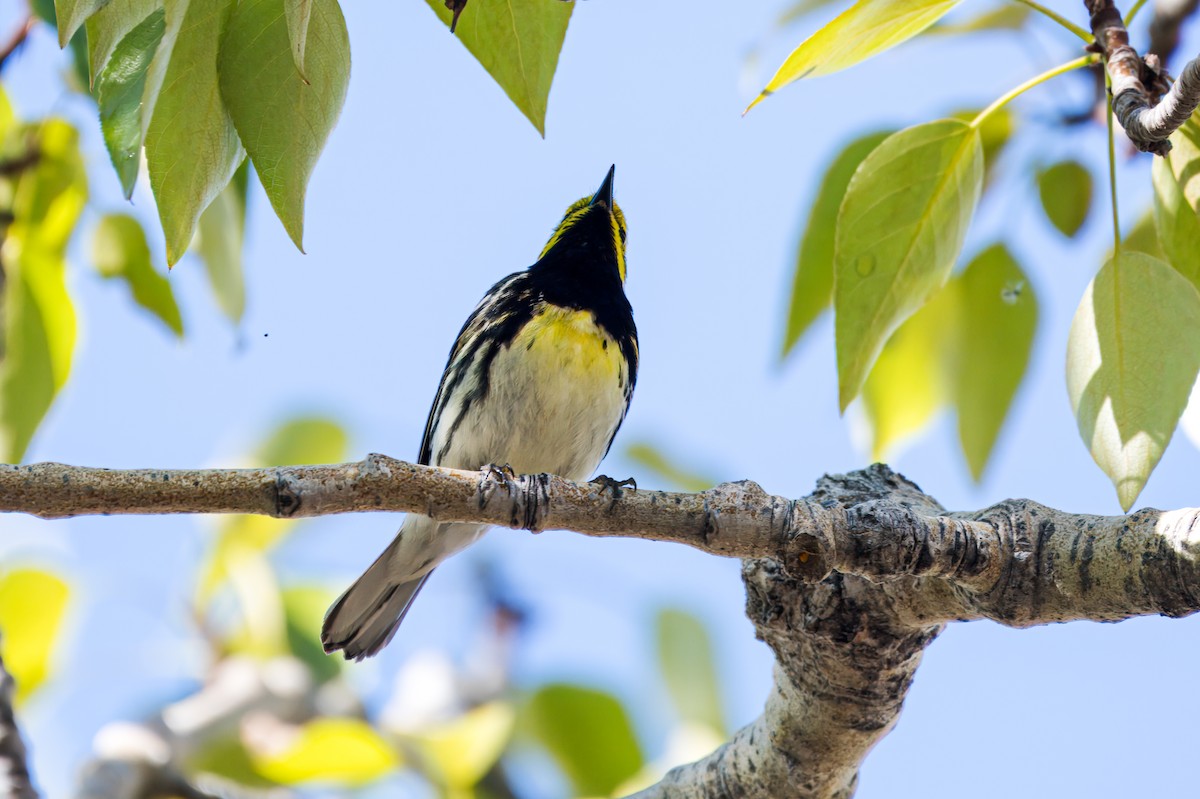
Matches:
[[430, 306, 630, 481]]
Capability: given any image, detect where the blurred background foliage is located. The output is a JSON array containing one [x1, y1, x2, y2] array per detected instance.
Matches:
[[3, 0, 1200, 794]]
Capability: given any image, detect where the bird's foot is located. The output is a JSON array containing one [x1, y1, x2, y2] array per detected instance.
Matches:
[[479, 464, 519, 503], [484, 463, 518, 482], [591, 474, 637, 498]]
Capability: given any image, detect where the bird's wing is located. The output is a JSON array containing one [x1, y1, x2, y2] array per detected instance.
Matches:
[[417, 271, 532, 466]]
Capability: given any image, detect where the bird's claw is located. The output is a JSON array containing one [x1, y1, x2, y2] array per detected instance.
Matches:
[[485, 463, 517, 481], [480, 463, 518, 493], [591, 474, 637, 498]]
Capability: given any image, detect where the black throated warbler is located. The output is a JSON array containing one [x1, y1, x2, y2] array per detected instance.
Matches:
[[323, 166, 638, 660]]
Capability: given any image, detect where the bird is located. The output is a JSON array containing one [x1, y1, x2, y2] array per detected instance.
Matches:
[[322, 166, 638, 661]]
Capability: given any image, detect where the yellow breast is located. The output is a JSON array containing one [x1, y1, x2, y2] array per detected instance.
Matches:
[[511, 305, 627, 387]]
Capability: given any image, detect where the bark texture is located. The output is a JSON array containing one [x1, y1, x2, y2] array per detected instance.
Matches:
[[7, 459, 1200, 797], [1087, 0, 1200, 153], [0, 646, 38, 799]]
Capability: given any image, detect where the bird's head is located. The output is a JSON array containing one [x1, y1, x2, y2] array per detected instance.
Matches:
[[537, 165, 628, 282]]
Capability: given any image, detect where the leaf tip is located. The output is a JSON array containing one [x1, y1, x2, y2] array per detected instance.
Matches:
[[1117, 479, 1143, 513], [743, 90, 771, 116]]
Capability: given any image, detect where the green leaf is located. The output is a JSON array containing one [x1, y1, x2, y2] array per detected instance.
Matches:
[[0, 120, 85, 462], [954, 244, 1037, 480], [1037, 160, 1092, 238], [1066, 252, 1200, 510], [91, 212, 183, 336], [1154, 144, 1200, 292], [144, 0, 244, 265], [526, 684, 642, 796], [834, 119, 983, 410], [1164, 115, 1200, 215], [749, 0, 962, 110], [252, 719, 399, 786], [95, 7, 166, 199], [425, 0, 572, 136], [0, 570, 69, 704], [782, 130, 891, 357], [86, 0, 162, 84], [656, 609, 724, 734], [282, 587, 341, 683], [196, 160, 248, 324], [407, 702, 515, 789], [950, 106, 1015, 185], [53, 0, 109, 47], [624, 441, 715, 492], [218, 0, 349, 251], [861, 283, 955, 459], [1122, 211, 1164, 259], [284, 0, 313, 78], [186, 737, 278, 787]]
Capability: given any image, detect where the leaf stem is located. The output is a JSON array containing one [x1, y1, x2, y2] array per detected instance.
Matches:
[[1010, 0, 1094, 41], [972, 54, 1099, 128], [1105, 70, 1121, 252], [1123, 0, 1149, 24]]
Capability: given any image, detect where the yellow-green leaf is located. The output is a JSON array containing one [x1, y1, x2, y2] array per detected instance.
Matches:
[[526, 684, 643, 797], [197, 416, 348, 604], [251, 718, 399, 786], [144, 0, 243, 265], [256, 416, 348, 466], [196, 161, 248, 324], [927, 4, 1029, 35], [53, 0, 108, 47], [86, 0, 161, 83], [1066, 252, 1200, 510], [283, 0, 313, 78], [282, 587, 341, 683], [861, 283, 955, 459], [218, 0, 349, 251], [0, 570, 69, 704], [656, 609, 724, 734], [954, 244, 1037, 480], [1037, 160, 1092, 238], [95, 6, 165, 198], [624, 441, 714, 492], [834, 119, 983, 410], [950, 106, 1015, 186], [91, 212, 183, 336], [1154, 146, 1200, 292], [1164, 115, 1200, 215], [1123, 211, 1165, 259], [0, 120, 84, 462], [425, 0, 572, 136], [749, 0, 962, 110], [407, 702, 515, 789], [782, 130, 891, 357]]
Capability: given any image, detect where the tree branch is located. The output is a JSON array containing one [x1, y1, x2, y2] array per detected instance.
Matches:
[[5, 459, 1200, 626], [1087, 0, 1200, 154], [0, 644, 39, 799], [8, 458, 1200, 796]]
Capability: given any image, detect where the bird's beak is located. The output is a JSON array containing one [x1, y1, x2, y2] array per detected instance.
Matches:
[[589, 165, 616, 210]]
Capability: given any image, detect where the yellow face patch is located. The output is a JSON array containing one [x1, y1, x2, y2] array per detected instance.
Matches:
[[539, 200, 628, 282]]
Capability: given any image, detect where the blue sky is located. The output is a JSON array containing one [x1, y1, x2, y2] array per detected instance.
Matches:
[[3, 0, 1200, 796]]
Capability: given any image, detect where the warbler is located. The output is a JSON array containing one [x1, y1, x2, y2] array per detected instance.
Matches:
[[322, 166, 638, 661]]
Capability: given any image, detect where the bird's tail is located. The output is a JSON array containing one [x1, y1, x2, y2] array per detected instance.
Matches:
[[321, 536, 431, 661]]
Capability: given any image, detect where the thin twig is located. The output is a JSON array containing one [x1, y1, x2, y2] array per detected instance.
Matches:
[[0, 17, 32, 74]]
